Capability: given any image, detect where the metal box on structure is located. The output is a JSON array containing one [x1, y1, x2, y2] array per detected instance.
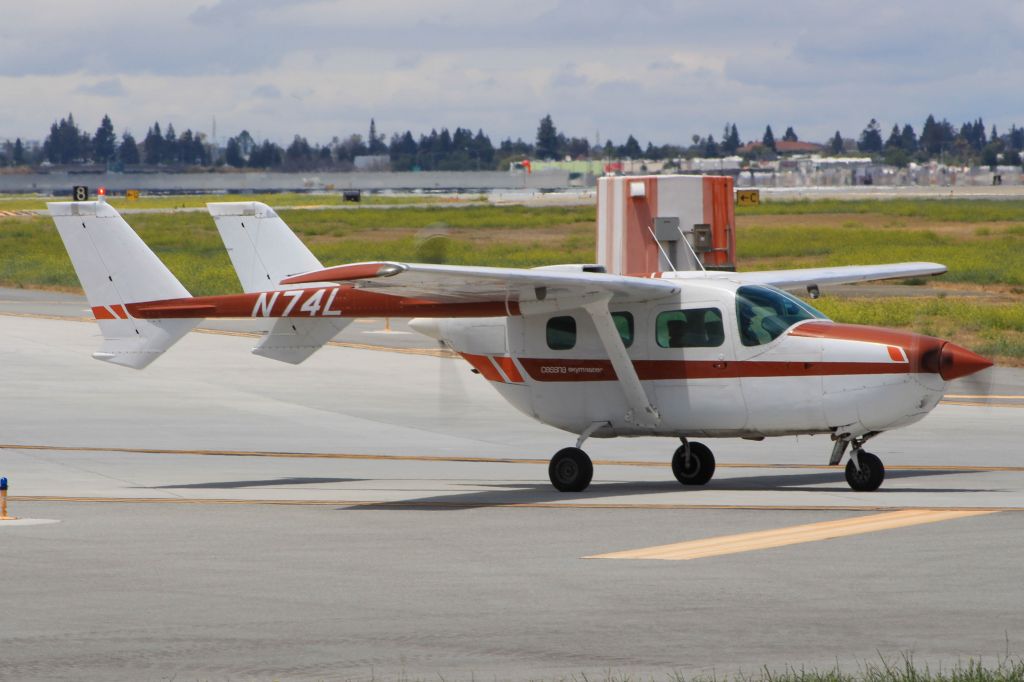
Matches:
[[596, 174, 736, 275]]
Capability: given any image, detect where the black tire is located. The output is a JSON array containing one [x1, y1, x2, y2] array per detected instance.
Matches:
[[672, 442, 716, 486], [549, 447, 593, 492], [845, 451, 885, 492]]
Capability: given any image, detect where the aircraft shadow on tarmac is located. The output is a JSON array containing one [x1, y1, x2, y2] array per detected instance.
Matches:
[[686, 468, 986, 493], [143, 477, 364, 489], [342, 468, 989, 511]]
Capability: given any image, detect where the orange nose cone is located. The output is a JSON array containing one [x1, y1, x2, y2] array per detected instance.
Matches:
[[939, 342, 994, 381]]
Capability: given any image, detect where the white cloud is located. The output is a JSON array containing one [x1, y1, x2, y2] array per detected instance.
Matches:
[[2, 1, 1023, 145]]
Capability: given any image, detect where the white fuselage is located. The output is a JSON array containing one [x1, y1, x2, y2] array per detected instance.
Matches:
[[424, 279, 948, 441]]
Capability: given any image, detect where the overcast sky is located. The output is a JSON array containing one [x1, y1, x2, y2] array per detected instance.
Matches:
[[3, 0, 1023, 147]]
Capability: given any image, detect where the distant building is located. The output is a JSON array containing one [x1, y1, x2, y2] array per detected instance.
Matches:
[[353, 154, 390, 172], [775, 140, 825, 154]]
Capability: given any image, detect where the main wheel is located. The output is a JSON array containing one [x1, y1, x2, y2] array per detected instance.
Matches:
[[672, 442, 716, 486], [845, 451, 885, 492], [548, 447, 593, 492]]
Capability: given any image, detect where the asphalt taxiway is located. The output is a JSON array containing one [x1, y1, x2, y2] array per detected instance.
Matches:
[[1, 294, 1023, 680]]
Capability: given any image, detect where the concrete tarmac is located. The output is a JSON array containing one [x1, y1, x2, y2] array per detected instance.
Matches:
[[1, 311, 1023, 680]]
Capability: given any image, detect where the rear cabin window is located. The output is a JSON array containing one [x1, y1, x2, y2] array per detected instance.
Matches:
[[735, 285, 827, 347], [612, 311, 634, 348], [656, 308, 725, 348], [546, 316, 577, 350]]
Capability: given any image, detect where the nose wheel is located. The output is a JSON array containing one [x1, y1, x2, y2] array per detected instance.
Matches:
[[845, 450, 885, 492], [672, 440, 716, 486], [548, 447, 593, 492]]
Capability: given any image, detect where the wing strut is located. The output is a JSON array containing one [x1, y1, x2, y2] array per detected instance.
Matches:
[[581, 295, 661, 428]]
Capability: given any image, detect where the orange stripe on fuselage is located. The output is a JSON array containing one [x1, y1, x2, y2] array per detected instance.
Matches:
[[493, 356, 525, 383], [460, 353, 505, 382], [516, 358, 914, 382]]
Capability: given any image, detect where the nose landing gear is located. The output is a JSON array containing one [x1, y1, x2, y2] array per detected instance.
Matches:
[[845, 449, 885, 492], [832, 435, 886, 491]]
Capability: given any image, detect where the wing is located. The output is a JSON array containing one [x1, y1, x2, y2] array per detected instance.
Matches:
[[729, 262, 947, 289], [283, 262, 672, 427], [280, 262, 680, 305]]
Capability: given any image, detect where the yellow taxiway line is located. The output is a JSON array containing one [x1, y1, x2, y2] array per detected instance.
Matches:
[[5, 443, 1024, 473], [585, 509, 999, 561], [942, 402, 1024, 409], [944, 394, 1024, 400]]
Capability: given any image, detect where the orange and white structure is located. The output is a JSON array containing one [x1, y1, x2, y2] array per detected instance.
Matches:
[[47, 191, 991, 494], [597, 174, 735, 274]]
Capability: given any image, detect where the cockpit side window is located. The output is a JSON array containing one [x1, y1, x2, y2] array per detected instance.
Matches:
[[656, 308, 725, 348], [735, 285, 827, 347]]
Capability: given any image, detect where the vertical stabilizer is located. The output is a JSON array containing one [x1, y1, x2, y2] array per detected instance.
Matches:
[[207, 202, 323, 292], [207, 202, 346, 363], [48, 201, 200, 369]]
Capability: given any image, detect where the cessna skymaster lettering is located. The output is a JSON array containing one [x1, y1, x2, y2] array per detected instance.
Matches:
[[48, 199, 992, 493]]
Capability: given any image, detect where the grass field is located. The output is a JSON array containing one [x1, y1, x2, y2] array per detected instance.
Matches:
[[1, 196, 1021, 363], [736, 219, 1024, 286], [737, 198, 1024, 223], [0, 205, 596, 295]]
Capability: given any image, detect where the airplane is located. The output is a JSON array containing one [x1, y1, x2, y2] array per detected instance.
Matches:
[[47, 198, 992, 493]]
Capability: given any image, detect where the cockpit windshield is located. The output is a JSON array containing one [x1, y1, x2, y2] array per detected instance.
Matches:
[[735, 285, 828, 347]]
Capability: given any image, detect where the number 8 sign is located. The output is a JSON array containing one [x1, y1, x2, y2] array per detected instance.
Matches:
[[72, 185, 89, 201]]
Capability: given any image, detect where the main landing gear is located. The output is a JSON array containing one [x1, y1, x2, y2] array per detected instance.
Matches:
[[547, 435, 717, 493], [548, 447, 594, 492], [672, 440, 716, 486]]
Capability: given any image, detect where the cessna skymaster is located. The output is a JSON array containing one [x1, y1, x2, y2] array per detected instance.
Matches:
[[48, 197, 992, 493]]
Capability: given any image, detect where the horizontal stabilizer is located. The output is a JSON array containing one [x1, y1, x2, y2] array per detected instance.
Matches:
[[92, 318, 199, 369]]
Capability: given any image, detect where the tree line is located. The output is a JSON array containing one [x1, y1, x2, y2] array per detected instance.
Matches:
[[3, 112, 1023, 171]]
